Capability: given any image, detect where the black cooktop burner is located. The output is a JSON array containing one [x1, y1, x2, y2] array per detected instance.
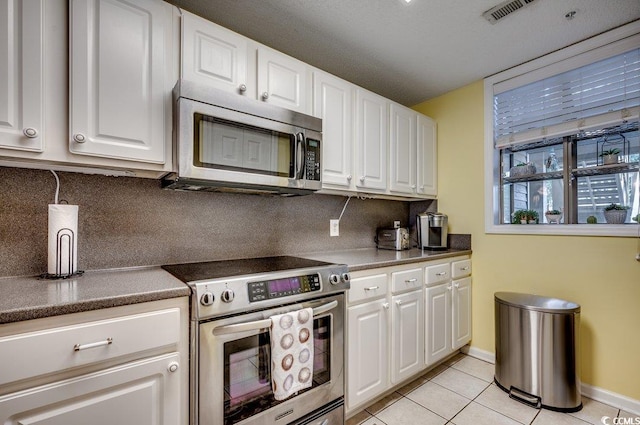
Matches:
[[162, 256, 335, 283]]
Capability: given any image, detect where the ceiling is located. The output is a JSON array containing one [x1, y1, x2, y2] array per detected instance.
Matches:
[[165, 0, 640, 106]]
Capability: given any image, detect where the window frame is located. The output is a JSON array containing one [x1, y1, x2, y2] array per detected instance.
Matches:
[[484, 21, 640, 237]]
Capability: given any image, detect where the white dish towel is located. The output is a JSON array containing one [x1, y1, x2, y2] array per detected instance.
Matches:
[[269, 307, 314, 401]]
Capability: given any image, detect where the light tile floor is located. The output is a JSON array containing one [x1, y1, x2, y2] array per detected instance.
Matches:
[[346, 353, 639, 425]]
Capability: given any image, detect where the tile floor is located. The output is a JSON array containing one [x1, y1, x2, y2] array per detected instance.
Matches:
[[346, 353, 639, 425]]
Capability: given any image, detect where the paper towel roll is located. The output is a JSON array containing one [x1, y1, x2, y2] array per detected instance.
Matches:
[[48, 204, 79, 276]]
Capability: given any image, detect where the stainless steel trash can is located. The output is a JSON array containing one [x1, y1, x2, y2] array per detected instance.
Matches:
[[494, 292, 582, 412]]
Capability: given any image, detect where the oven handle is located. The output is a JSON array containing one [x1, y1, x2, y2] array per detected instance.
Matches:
[[212, 300, 338, 336]]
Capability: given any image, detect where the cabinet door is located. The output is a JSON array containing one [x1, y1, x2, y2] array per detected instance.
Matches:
[[347, 299, 389, 411], [257, 47, 309, 113], [181, 11, 249, 95], [69, 0, 169, 163], [0, 0, 44, 152], [425, 283, 451, 365], [0, 353, 183, 425], [355, 89, 388, 191], [391, 289, 424, 384], [389, 103, 416, 195], [452, 277, 472, 350], [417, 115, 437, 196], [313, 71, 354, 188]]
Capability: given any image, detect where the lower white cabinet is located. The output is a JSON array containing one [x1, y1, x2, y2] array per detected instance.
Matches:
[[391, 289, 424, 384], [0, 353, 181, 425], [0, 298, 189, 425], [425, 257, 472, 366]]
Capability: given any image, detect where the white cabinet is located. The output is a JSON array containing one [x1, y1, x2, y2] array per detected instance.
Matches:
[[355, 89, 388, 192], [69, 0, 173, 164], [0, 298, 189, 425], [389, 103, 417, 195], [424, 257, 472, 366], [181, 11, 249, 95], [0, 353, 181, 425], [313, 70, 354, 188], [257, 47, 311, 114], [417, 114, 437, 197], [0, 0, 45, 152], [391, 289, 424, 384], [347, 294, 389, 411]]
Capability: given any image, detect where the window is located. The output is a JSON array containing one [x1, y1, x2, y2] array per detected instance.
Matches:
[[484, 22, 640, 236]]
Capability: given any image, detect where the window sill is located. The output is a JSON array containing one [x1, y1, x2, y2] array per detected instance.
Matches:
[[485, 223, 640, 237]]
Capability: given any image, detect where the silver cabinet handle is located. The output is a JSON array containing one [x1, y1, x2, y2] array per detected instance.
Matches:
[[364, 286, 379, 291], [436, 272, 447, 276], [74, 337, 113, 352], [460, 266, 470, 271], [73, 133, 86, 143], [23, 127, 38, 138], [212, 300, 338, 335], [238, 83, 247, 93], [262, 92, 269, 100], [404, 278, 418, 283]]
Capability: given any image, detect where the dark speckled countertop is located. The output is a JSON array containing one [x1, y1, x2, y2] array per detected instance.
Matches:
[[301, 248, 472, 272], [0, 267, 190, 324]]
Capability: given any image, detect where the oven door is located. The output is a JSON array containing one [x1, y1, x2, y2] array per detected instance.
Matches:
[[198, 294, 344, 425]]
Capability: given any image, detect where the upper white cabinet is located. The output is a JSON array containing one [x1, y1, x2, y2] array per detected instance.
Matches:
[[313, 70, 354, 188], [181, 11, 249, 95], [355, 88, 388, 192], [69, 0, 172, 163], [389, 103, 417, 195], [257, 47, 311, 114], [417, 114, 437, 196], [0, 0, 45, 152]]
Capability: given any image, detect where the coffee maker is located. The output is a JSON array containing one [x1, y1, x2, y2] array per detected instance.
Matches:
[[417, 212, 448, 250]]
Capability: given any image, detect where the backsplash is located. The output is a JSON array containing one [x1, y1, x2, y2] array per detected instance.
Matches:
[[0, 167, 435, 277]]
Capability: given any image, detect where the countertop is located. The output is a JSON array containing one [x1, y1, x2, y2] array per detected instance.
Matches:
[[0, 267, 191, 324], [300, 247, 472, 272]]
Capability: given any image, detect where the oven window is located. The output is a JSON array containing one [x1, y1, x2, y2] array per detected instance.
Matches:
[[194, 114, 294, 177], [223, 316, 331, 425]]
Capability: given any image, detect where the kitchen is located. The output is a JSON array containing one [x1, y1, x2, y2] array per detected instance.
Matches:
[[1, 1, 639, 425]]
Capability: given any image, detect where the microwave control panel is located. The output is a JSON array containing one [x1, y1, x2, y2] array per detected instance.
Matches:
[[248, 273, 321, 302], [305, 139, 321, 181]]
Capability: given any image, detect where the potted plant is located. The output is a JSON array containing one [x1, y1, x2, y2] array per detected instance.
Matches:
[[632, 214, 640, 223], [599, 148, 621, 165], [512, 209, 527, 224], [525, 209, 539, 224], [603, 203, 629, 224], [509, 162, 537, 178], [544, 209, 562, 224]]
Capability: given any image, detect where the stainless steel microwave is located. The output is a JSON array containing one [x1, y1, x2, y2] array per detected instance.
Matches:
[[163, 80, 322, 196]]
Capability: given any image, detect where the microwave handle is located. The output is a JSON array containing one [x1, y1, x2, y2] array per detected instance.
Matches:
[[212, 300, 338, 336], [295, 132, 306, 180]]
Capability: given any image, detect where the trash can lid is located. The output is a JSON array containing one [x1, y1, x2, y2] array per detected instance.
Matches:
[[495, 292, 580, 314]]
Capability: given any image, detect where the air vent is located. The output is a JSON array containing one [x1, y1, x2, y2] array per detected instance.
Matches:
[[483, 0, 537, 24]]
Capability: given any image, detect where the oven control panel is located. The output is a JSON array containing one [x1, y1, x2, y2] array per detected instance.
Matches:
[[248, 273, 321, 302]]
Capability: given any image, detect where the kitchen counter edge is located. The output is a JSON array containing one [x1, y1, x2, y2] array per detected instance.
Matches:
[[300, 248, 472, 272], [0, 267, 191, 324]]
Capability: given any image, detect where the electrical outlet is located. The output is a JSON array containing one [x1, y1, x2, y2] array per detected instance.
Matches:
[[330, 219, 339, 237]]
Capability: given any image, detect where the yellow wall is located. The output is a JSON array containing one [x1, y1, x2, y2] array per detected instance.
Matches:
[[413, 81, 640, 400]]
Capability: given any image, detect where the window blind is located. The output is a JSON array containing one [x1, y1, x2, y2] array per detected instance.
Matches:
[[494, 48, 640, 148]]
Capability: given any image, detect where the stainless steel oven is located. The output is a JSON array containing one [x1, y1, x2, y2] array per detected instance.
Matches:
[[163, 256, 349, 425]]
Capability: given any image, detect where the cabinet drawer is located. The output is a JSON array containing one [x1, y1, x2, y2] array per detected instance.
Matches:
[[0, 308, 181, 386], [425, 263, 450, 286], [451, 259, 472, 279], [348, 274, 388, 304], [391, 268, 422, 294]]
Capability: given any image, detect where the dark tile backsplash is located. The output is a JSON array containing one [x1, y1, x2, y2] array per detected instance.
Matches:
[[0, 167, 442, 277]]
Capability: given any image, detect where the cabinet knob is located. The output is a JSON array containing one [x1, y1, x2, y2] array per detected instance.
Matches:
[[454, 282, 460, 288], [411, 185, 416, 190], [23, 127, 38, 138], [73, 133, 86, 143], [347, 174, 352, 181], [262, 92, 269, 100], [447, 285, 452, 291], [396, 300, 403, 306], [168, 362, 179, 373], [419, 186, 424, 191], [359, 176, 365, 182], [238, 83, 247, 93], [382, 302, 389, 309]]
